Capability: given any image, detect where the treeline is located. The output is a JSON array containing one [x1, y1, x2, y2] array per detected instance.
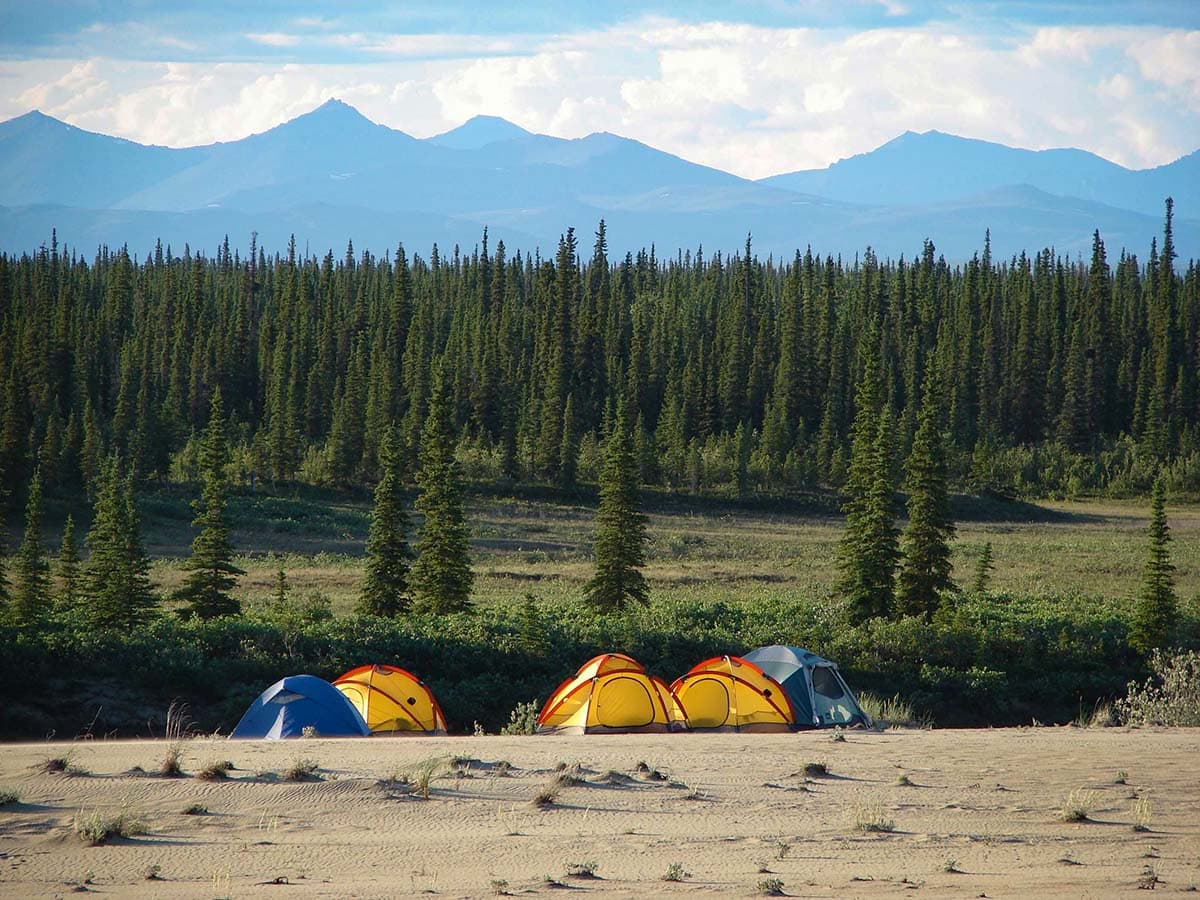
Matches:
[[0, 204, 1197, 509]]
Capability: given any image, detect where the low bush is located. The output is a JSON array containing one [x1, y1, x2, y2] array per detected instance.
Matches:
[[1117, 650, 1200, 727]]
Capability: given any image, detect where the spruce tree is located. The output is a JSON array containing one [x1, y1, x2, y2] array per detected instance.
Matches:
[[271, 567, 289, 608], [971, 542, 994, 594], [12, 467, 52, 624], [0, 463, 9, 614], [558, 392, 578, 489], [896, 370, 956, 620], [83, 455, 157, 629], [835, 338, 899, 622], [1130, 478, 1177, 655], [358, 427, 414, 616], [583, 395, 650, 611], [175, 388, 243, 619], [57, 514, 81, 611], [411, 361, 474, 614]]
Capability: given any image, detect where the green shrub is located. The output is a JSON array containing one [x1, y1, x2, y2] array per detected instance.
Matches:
[[499, 700, 540, 735], [1116, 650, 1200, 727]]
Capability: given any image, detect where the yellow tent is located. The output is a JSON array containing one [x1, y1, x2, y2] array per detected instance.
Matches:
[[537, 653, 687, 734], [670, 655, 796, 732], [333, 664, 448, 734]]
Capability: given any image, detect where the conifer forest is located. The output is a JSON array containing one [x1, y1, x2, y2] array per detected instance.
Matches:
[[1, 206, 1197, 505]]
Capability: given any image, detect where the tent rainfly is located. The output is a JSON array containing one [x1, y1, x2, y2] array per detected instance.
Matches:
[[742, 645, 871, 728], [230, 674, 371, 739], [670, 655, 797, 731], [537, 653, 687, 734], [333, 664, 447, 734]]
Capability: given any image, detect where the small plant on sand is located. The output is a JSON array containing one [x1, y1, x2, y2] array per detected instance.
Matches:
[[802, 761, 828, 777], [1058, 788, 1102, 822], [1114, 770, 1129, 784], [300, 725, 320, 738], [942, 858, 962, 873], [159, 745, 185, 778], [500, 699, 541, 735], [856, 692, 927, 728], [1132, 797, 1153, 832], [0, 790, 19, 806], [854, 798, 896, 833], [159, 700, 193, 777], [541, 874, 564, 887], [1076, 700, 1115, 728], [532, 780, 562, 809], [662, 862, 689, 882], [283, 758, 321, 782], [197, 760, 231, 781], [39, 751, 85, 776], [489, 878, 510, 894], [831, 728, 846, 742], [1138, 865, 1164, 890], [757, 877, 785, 895], [565, 861, 598, 878], [774, 840, 791, 861], [895, 773, 914, 786], [144, 863, 162, 881], [74, 809, 147, 845], [409, 756, 451, 799], [182, 803, 208, 815]]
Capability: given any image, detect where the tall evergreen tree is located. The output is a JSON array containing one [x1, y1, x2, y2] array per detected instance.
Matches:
[[411, 361, 474, 614], [835, 338, 899, 622], [1130, 478, 1177, 655], [896, 368, 957, 620], [0, 464, 9, 614], [57, 514, 81, 612], [583, 395, 650, 611], [83, 456, 158, 629], [12, 468, 51, 624], [175, 388, 243, 619], [358, 427, 414, 616]]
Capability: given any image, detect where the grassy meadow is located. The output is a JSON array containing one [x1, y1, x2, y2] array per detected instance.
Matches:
[[117, 485, 1200, 615]]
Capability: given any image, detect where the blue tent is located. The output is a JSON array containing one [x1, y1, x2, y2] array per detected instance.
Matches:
[[230, 675, 371, 739], [743, 645, 871, 729]]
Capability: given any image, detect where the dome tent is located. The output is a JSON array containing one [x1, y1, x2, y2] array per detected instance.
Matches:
[[743, 645, 871, 729], [537, 653, 687, 734], [334, 664, 447, 734], [670, 655, 797, 731], [230, 675, 370, 739]]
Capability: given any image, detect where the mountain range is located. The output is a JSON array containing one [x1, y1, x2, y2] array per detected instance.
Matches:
[[0, 98, 1195, 262]]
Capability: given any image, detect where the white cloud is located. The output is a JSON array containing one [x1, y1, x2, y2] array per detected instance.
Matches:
[[1, 19, 1197, 179], [247, 33, 301, 48]]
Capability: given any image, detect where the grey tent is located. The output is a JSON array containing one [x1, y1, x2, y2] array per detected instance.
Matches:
[[743, 645, 871, 728]]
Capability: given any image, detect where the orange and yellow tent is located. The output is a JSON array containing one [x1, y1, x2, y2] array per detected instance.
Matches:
[[537, 653, 687, 734], [670, 655, 796, 732], [333, 664, 447, 734]]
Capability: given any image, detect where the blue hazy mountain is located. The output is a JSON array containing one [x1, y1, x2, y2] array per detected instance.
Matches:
[[428, 114, 533, 149], [760, 129, 1198, 219], [0, 101, 1195, 261]]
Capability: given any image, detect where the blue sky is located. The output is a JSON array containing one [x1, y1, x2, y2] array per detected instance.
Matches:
[[2, 1, 1198, 177]]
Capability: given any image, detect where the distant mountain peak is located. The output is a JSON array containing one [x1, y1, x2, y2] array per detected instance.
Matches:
[[428, 115, 533, 150]]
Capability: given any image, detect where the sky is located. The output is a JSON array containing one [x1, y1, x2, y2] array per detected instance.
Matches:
[[2, 1, 1198, 179]]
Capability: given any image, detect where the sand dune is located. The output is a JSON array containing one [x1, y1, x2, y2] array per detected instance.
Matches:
[[1, 728, 1198, 898]]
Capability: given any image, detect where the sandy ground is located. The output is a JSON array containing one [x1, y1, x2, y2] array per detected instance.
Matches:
[[1, 728, 1198, 898]]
